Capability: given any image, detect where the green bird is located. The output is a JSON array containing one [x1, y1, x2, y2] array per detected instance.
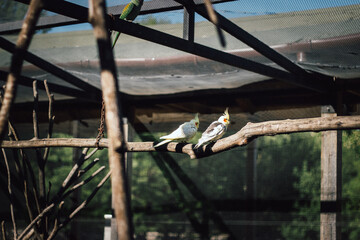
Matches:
[[111, 0, 144, 49]]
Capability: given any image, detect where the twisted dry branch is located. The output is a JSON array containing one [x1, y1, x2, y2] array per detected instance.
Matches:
[[1, 115, 359, 159]]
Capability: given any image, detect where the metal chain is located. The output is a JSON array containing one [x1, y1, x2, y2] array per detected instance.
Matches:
[[95, 99, 105, 148]]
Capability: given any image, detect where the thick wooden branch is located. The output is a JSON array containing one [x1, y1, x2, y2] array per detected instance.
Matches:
[[1, 115, 359, 159]]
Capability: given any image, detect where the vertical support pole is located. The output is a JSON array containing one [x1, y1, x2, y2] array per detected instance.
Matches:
[[103, 214, 112, 240], [123, 118, 132, 192], [109, 118, 131, 240], [320, 105, 342, 240], [245, 139, 257, 240], [183, 6, 194, 42], [89, 1, 132, 240]]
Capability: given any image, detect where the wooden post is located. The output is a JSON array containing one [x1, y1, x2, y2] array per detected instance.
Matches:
[[89, 0, 132, 239], [109, 118, 131, 240], [103, 214, 112, 240], [320, 105, 342, 240]]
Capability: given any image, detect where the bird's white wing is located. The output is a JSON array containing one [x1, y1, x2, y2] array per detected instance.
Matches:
[[194, 121, 226, 148], [201, 121, 226, 140], [160, 123, 187, 140]]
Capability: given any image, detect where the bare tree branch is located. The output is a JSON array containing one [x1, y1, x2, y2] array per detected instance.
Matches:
[[17, 203, 55, 240], [1, 221, 7, 240], [1, 115, 360, 159], [46, 201, 63, 240], [17, 146, 103, 240], [32, 81, 40, 140], [54, 148, 89, 200], [85, 148, 99, 160], [78, 158, 100, 178], [32, 81, 48, 238], [63, 166, 105, 199], [42, 80, 55, 162], [1, 138, 108, 148], [2, 149, 17, 240], [48, 171, 111, 240], [0, 0, 44, 143], [6, 121, 37, 228]]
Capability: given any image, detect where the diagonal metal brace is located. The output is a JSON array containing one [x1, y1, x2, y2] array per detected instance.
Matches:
[[13, 0, 333, 93], [175, 0, 334, 83], [0, 36, 101, 99]]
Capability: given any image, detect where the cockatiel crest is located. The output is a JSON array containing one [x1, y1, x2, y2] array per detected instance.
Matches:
[[194, 108, 230, 149], [154, 113, 200, 147]]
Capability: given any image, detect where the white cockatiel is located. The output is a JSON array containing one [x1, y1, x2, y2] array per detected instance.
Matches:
[[154, 113, 200, 147], [194, 108, 230, 149]]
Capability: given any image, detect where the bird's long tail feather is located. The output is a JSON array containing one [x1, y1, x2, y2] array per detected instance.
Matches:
[[194, 142, 202, 149], [154, 139, 172, 148], [112, 32, 121, 49]]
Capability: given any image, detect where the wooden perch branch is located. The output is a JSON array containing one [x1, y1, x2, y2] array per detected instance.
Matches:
[[2, 115, 360, 159]]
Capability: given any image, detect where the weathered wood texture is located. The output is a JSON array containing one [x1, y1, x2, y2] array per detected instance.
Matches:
[[320, 108, 342, 240], [88, 0, 132, 240], [2, 115, 359, 159]]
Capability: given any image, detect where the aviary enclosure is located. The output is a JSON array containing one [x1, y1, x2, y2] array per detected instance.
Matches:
[[0, 0, 360, 239]]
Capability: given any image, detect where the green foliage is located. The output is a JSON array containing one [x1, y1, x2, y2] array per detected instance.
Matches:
[[137, 15, 171, 25], [280, 130, 360, 240], [342, 130, 360, 240], [131, 131, 247, 236], [281, 160, 320, 240], [0, 0, 28, 23], [256, 132, 321, 200], [0, 0, 50, 33], [46, 133, 111, 218], [36, 129, 360, 237]]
